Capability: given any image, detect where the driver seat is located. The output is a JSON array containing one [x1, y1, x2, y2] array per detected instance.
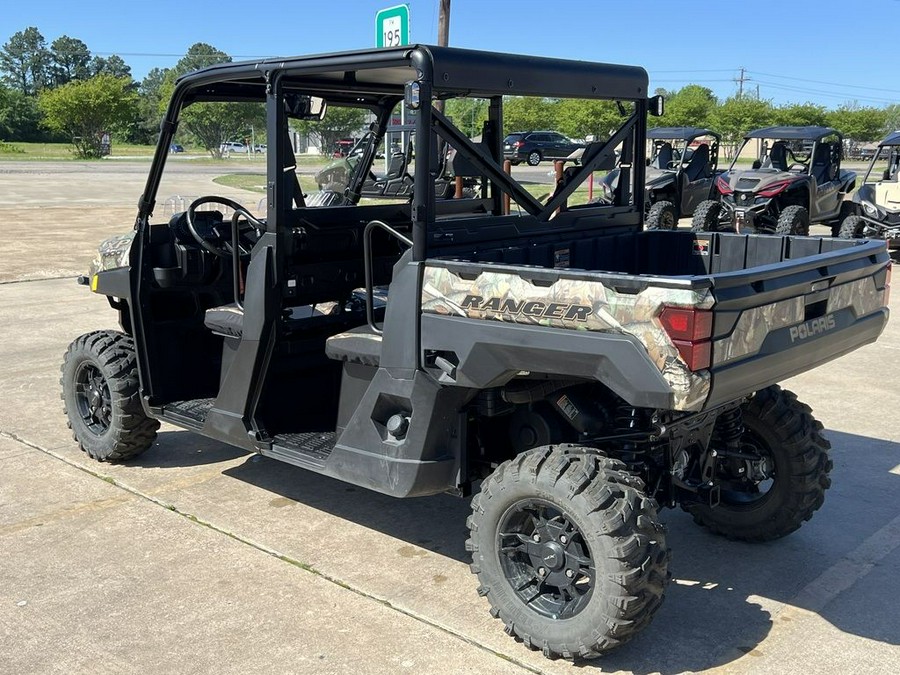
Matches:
[[768, 142, 788, 171], [651, 142, 673, 170], [683, 144, 710, 181]]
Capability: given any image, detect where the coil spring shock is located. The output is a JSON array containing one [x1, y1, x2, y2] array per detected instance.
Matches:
[[613, 404, 642, 434], [716, 405, 744, 451], [612, 404, 649, 473]]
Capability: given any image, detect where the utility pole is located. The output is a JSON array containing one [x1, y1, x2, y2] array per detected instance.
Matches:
[[438, 0, 450, 47], [435, 0, 450, 113], [735, 67, 750, 98]]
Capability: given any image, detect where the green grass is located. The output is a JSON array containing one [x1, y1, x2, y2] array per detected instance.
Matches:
[[0, 141, 158, 160], [213, 172, 319, 194], [214, 171, 607, 209], [0, 141, 25, 154], [0, 141, 335, 163]]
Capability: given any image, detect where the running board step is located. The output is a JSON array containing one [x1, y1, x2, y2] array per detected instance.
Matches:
[[160, 398, 215, 429], [265, 432, 337, 470]]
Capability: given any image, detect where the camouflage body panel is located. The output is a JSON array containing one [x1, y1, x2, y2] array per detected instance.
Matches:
[[421, 265, 713, 411], [826, 276, 885, 317], [713, 297, 804, 366], [89, 232, 135, 277], [713, 276, 886, 365]]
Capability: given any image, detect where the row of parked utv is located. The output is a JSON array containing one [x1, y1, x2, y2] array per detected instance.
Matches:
[[615, 125, 899, 244]]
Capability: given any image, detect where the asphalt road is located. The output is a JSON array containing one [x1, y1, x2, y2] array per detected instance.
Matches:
[[0, 160, 898, 674]]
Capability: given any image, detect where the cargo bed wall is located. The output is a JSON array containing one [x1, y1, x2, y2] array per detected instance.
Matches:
[[435, 228, 867, 278]]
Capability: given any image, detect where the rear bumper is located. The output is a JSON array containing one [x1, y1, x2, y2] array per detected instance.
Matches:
[[707, 307, 888, 407]]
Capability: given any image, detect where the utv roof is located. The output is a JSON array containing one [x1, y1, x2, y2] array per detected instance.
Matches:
[[175, 44, 649, 101], [648, 127, 719, 140], [744, 126, 841, 141], [880, 130, 900, 146]]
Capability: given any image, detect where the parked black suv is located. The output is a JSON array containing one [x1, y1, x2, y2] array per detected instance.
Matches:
[[503, 130, 584, 166]]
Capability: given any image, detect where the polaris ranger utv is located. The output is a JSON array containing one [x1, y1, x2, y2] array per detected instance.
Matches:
[[598, 126, 721, 229], [62, 46, 891, 661], [693, 126, 857, 236]]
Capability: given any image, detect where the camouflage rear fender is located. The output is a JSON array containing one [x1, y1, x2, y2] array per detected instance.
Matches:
[[421, 265, 714, 411]]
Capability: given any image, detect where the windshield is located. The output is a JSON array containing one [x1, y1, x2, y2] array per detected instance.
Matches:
[[865, 145, 900, 184]]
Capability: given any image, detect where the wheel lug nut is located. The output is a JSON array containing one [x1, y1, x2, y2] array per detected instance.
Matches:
[[565, 569, 574, 578], [560, 535, 567, 544], [532, 533, 540, 542], [538, 567, 546, 577]]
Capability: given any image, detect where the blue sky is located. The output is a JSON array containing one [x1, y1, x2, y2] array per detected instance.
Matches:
[[3, 0, 898, 107]]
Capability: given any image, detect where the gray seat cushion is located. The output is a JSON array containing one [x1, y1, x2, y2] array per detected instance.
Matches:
[[325, 325, 383, 367], [204, 304, 244, 338]]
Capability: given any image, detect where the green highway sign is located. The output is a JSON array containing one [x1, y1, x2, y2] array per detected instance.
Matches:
[[375, 4, 410, 48]]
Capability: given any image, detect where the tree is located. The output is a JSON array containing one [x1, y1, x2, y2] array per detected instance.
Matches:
[[711, 96, 774, 157], [48, 36, 91, 87], [157, 43, 265, 157], [660, 85, 717, 129], [38, 74, 139, 157], [0, 27, 49, 95], [90, 54, 132, 80], [132, 67, 171, 144], [445, 98, 488, 138], [503, 96, 557, 134], [772, 102, 827, 127], [173, 43, 230, 76], [294, 106, 368, 156], [180, 101, 266, 157], [884, 104, 900, 134], [555, 98, 623, 141], [827, 104, 888, 142], [0, 83, 42, 140]]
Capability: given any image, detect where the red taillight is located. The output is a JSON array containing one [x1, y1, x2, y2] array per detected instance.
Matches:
[[716, 175, 733, 195], [758, 179, 793, 198], [671, 340, 712, 372], [659, 307, 713, 341], [659, 306, 714, 371]]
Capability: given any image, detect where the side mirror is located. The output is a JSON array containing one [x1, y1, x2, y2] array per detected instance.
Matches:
[[752, 159, 761, 170], [648, 95, 664, 117], [284, 94, 327, 121]]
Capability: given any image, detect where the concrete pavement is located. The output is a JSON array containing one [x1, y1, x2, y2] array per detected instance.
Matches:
[[1, 161, 899, 673]]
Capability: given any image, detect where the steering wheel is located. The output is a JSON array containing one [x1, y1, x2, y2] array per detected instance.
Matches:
[[186, 196, 264, 258]]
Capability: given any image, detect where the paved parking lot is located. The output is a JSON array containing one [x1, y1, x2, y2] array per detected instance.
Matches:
[[1, 160, 898, 674]]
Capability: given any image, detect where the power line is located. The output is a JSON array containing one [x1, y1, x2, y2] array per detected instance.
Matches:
[[748, 70, 891, 93], [89, 51, 279, 59], [651, 69, 736, 74], [753, 79, 899, 104], [651, 79, 736, 83]]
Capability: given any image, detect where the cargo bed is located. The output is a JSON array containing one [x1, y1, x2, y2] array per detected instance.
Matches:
[[422, 230, 890, 411]]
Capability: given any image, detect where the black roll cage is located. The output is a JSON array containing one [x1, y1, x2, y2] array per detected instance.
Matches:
[[137, 45, 652, 262]]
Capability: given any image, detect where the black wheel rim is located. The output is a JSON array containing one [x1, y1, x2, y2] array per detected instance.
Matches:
[[74, 362, 112, 436], [718, 430, 776, 506], [663, 209, 676, 228], [497, 499, 594, 619]]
